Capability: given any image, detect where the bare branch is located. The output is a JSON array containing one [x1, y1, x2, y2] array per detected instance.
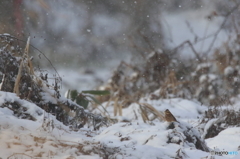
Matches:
[[173, 40, 203, 62], [205, 4, 240, 54]]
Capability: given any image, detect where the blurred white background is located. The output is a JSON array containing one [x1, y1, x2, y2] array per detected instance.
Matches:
[[0, 0, 235, 94]]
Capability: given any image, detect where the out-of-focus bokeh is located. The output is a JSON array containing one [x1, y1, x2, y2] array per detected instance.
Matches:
[[0, 0, 237, 93]]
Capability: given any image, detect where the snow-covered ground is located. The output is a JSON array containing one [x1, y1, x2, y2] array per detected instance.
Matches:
[[0, 91, 239, 159]]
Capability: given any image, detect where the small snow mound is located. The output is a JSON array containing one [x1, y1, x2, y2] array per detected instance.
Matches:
[[168, 122, 210, 152], [196, 63, 211, 72], [199, 74, 218, 83], [206, 127, 240, 152], [0, 91, 44, 121], [94, 121, 210, 158], [224, 66, 234, 76]]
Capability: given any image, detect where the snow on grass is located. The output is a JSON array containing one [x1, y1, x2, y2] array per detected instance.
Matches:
[[97, 98, 207, 123], [0, 91, 101, 158], [0, 91, 43, 121], [199, 74, 218, 83], [95, 122, 195, 158], [93, 119, 223, 158], [140, 97, 207, 121], [224, 66, 234, 76], [202, 118, 219, 139], [0, 91, 239, 158]]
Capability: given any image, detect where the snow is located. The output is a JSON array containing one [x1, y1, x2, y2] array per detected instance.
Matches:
[[2, 33, 10, 36], [0, 92, 92, 158], [196, 63, 211, 72], [94, 121, 205, 158], [206, 127, 240, 152], [224, 66, 234, 76], [0, 91, 43, 121], [140, 98, 206, 120], [0, 90, 239, 158], [202, 118, 219, 139], [0, 74, 5, 90], [199, 74, 218, 83]]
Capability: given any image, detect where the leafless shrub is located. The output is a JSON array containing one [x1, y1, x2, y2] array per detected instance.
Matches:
[[100, 2, 240, 107], [201, 107, 240, 139], [167, 122, 210, 152], [0, 34, 107, 130]]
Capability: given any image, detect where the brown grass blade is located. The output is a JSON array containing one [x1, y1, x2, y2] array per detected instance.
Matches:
[[114, 97, 118, 116], [139, 103, 165, 121]]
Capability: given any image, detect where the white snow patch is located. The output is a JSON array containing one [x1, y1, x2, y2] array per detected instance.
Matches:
[[224, 66, 234, 76], [206, 127, 240, 153], [199, 74, 218, 83]]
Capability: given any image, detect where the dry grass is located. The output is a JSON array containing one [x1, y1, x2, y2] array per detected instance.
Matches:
[[0, 34, 108, 130], [138, 103, 165, 122], [201, 107, 240, 139], [91, 2, 240, 112]]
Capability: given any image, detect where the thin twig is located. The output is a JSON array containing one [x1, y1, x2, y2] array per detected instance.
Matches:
[[231, 15, 239, 35], [173, 40, 203, 62], [7, 153, 33, 159], [185, 20, 199, 40], [205, 4, 240, 54], [200, 19, 210, 54], [128, 35, 146, 59], [162, 16, 174, 43], [0, 34, 61, 80], [137, 28, 156, 52], [178, 4, 240, 56]]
